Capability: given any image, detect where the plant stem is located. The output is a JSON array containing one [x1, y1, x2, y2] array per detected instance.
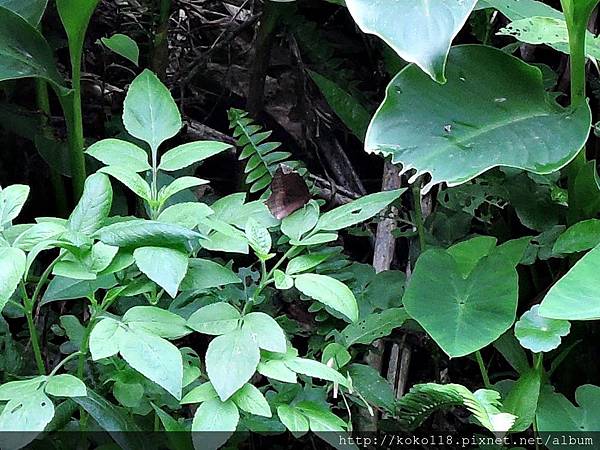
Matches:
[[49, 351, 81, 377], [412, 182, 427, 253], [475, 351, 491, 389], [21, 281, 46, 375], [152, 0, 171, 80]]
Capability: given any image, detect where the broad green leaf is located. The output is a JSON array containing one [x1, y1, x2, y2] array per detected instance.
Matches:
[[0, 0, 47, 25], [113, 381, 143, 408], [191, 398, 239, 450], [242, 312, 286, 353], [289, 232, 338, 246], [158, 176, 209, 204], [0, 247, 26, 312], [340, 308, 408, 347], [89, 317, 123, 360], [347, 364, 395, 413], [257, 359, 297, 384], [45, 374, 86, 398], [181, 259, 241, 291], [68, 173, 113, 236], [316, 190, 403, 232], [97, 220, 200, 249], [536, 384, 600, 438], [0, 184, 30, 227], [119, 328, 183, 399], [100, 33, 139, 65], [0, 388, 54, 448], [286, 254, 330, 275], [41, 274, 117, 304], [12, 222, 66, 251], [539, 245, 600, 320], [321, 343, 351, 369], [284, 357, 349, 388], [187, 303, 241, 335], [281, 200, 319, 241], [158, 202, 213, 229], [123, 69, 182, 151], [205, 327, 260, 401], [57, 0, 99, 73], [87, 139, 150, 172], [515, 305, 570, 353], [133, 246, 188, 298], [245, 217, 271, 256], [181, 382, 218, 404], [0, 377, 46, 400], [447, 236, 497, 277], [232, 383, 271, 417], [308, 70, 370, 140], [0, 7, 65, 89], [295, 401, 347, 432], [276, 405, 309, 438], [553, 219, 600, 254], [122, 306, 189, 339], [479, 0, 562, 20], [199, 218, 249, 254], [502, 368, 541, 432], [345, 0, 478, 83], [99, 166, 152, 201], [273, 269, 294, 289], [403, 250, 518, 357], [294, 273, 359, 322], [366, 45, 591, 193], [158, 141, 232, 171]]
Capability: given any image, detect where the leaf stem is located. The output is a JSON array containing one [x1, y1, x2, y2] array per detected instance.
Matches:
[[21, 281, 45, 375], [412, 182, 427, 253], [475, 350, 491, 389], [49, 351, 81, 377]]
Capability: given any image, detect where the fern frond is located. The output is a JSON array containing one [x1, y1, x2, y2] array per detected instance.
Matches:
[[396, 383, 516, 434], [227, 108, 305, 197]]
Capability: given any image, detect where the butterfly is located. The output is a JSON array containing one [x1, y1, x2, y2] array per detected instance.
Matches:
[[266, 165, 311, 220]]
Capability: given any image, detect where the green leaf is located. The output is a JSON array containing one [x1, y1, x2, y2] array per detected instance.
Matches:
[[308, 70, 370, 140], [553, 219, 600, 254], [366, 45, 591, 193], [181, 382, 218, 404], [158, 202, 213, 229], [0, 7, 66, 89], [284, 357, 349, 388], [191, 398, 239, 450], [68, 173, 113, 236], [242, 312, 286, 353], [515, 305, 570, 353], [181, 258, 241, 291], [122, 306, 189, 339], [206, 327, 260, 401], [0, 377, 46, 400], [294, 273, 359, 322], [0, 247, 26, 312], [286, 254, 330, 275], [0, 0, 47, 25], [446, 236, 497, 277], [100, 33, 139, 65], [502, 368, 541, 432], [403, 249, 518, 357], [123, 69, 182, 151], [281, 200, 319, 241], [87, 139, 150, 172], [295, 401, 347, 431], [41, 274, 117, 304], [13, 222, 66, 251], [57, 0, 99, 76], [0, 388, 54, 448], [232, 383, 271, 417], [273, 269, 294, 290], [276, 405, 308, 438], [345, 0, 478, 83], [187, 302, 241, 335], [89, 317, 123, 360], [321, 343, 351, 369], [45, 374, 87, 398], [97, 220, 201, 249], [315, 189, 404, 232], [158, 141, 232, 171], [538, 244, 600, 320], [244, 217, 271, 256], [0, 184, 30, 227], [347, 364, 395, 413], [493, 332, 530, 375], [99, 166, 152, 201], [340, 308, 408, 347], [536, 384, 600, 435], [119, 328, 183, 399], [158, 176, 209, 205], [290, 232, 338, 246], [257, 359, 297, 384], [133, 246, 188, 298]]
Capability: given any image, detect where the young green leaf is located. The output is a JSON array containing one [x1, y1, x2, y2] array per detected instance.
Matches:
[[502, 368, 541, 432], [283, 357, 349, 388], [100, 33, 139, 66], [187, 302, 241, 335], [205, 327, 260, 401], [276, 405, 309, 438], [68, 173, 113, 236], [0, 184, 30, 227], [231, 384, 271, 418], [158, 176, 209, 205], [133, 246, 189, 298], [158, 141, 232, 172], [158, 202, 213, 229], [191, 398, 239, 449], [99, 166, 152, 201], [242, 312, 286, 353], [45, 374, 87, 398], [181, 382, 219, 405], [123, 69, 182, 151], [89, 317, 123, 360], [515, 305, 570, 353], [273, 269, 294, 290], [122, 306, 190, 339], [257, 360, 297, 384], [180, 259, 241, 291], [280, 200, 319, 241], [294, 273, 359, 323], [245, 217, 271, 256], [97, 220, 200, 249], [0, 377, 46, 400], [87, 139, 150, 172]]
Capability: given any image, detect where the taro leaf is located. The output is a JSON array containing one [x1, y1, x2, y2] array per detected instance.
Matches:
[[339, 308, 408, 347], [365, 45, 591, 194], [0, 7, 66, 90], [536, 384, 600, 441], [403, 249, 518, 357], [0, 0, 47, 25], [539, 244, 600, 320], [100, 33, 139, 66], [345, 0, 478, 83], [515, 305, 570, 353], [553, 219, 600, 254]]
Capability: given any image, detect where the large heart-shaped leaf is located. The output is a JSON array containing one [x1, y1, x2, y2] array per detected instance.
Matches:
[[365, 45, 591, 193], [0, 7, 66, 90], [403, 248, 518, 357], [345, 0, 478, 83], [0, 0, 47, 25]]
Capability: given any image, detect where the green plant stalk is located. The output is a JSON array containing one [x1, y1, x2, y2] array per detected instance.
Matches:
[[20, 282, 45, 375], [152, 0, 171, 79], [68, 51, 87, 200], [412, 183, 427, 253], [49, 351, 81, 377], [475, 351, 491, 389]]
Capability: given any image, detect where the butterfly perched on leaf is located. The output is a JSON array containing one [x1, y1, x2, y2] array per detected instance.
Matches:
[[266, 165, 311, 219]]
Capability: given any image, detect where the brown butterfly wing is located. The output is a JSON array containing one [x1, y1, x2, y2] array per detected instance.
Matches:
[[266, 167, 311, 219]]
